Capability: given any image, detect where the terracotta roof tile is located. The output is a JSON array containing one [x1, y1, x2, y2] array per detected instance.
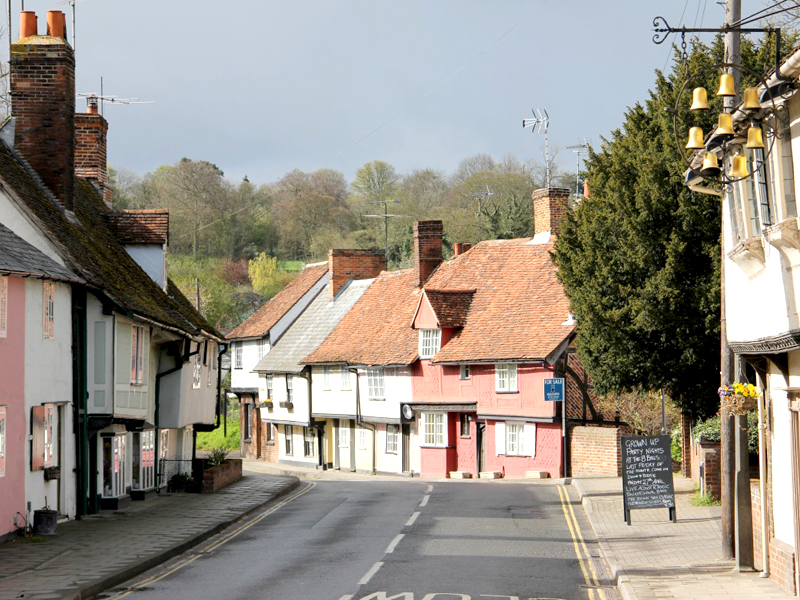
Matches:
[[423, 289, 475, 328], [302, 269, 421, 366], [426, 238, 574, 363], [226, 263, 328, 341], [106, 209, 169, 245]]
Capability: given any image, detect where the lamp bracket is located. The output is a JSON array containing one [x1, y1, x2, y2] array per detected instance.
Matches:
[[652, 16, 792, 83]]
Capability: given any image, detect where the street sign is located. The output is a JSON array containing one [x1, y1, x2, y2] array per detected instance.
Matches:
[[543, 378, 565, 401]]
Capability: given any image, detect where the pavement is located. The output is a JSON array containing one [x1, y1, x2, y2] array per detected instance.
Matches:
[[572, 474, 793, 600], [0, 471, 299, 600]]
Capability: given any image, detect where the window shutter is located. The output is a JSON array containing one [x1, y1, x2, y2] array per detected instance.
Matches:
[[131, 327, 138, 383], [495, 421, 505, 456], [31, 405, 45, 471], [524, 423, 537, 458], [141, 328, 149, 383]]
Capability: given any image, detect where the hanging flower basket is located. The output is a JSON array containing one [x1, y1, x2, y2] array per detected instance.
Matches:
[[718, 382, 759, 416]]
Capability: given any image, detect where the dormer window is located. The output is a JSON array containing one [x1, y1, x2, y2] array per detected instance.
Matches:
[[419, 329, 441, 359]]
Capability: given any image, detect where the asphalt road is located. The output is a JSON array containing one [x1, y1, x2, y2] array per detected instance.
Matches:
[[98, 480, 616, 600]]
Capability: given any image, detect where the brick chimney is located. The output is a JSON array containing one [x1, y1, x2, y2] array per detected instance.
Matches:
[[328, 249, 386, 300], [453, 243, 471, 256], [532, 188, 570, 239], [11, 11, 75, 210], [414, 220, 443, 287], [75, 95, 110, 203]]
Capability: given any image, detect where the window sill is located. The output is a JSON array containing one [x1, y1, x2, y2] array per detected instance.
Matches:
[[419, 444, 453, 449], [728, 236, 766, 277], [765, 217, 800, 266], [495, 390, 519, 394], [460, 435, 471, 439], [243, 439, 251, 444], [266, 441, 275, 445], [368, 397, 385, 401]]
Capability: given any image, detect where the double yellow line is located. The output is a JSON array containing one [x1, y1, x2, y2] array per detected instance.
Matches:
[[105, 481, 316, 600], [557, 484, 606, 600]]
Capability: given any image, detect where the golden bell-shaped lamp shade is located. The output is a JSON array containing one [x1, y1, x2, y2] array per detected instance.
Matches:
[[742, 87, 761, 111], [716, 112, 735, 136], [686, 126, 705, 149], [717, 73, 736, 97], [690, 87, 710, 111], [746, 126, 765, 149], [728, 153, 749, 178], [700, 152, 721, 177]]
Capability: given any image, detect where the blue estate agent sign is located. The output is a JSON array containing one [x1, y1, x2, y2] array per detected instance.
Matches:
[[543, 378, 565, 401]]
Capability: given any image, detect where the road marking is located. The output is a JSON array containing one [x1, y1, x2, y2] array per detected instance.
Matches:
[[385, 533, 405, 554], [426, 484, 433, 493], [405, 511, 420, 527], [420, 495, 430, 507], [337, 596, 354, 600], [557, 485, 605, 600], [359, 561, 384, 585], [102, 482, 316, 600]]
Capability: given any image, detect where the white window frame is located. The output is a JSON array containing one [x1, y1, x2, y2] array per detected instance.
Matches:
[[422, 412, 447, 447], [0, 406, 6, 477], [286, 374, 294, 403], [322, 366, 331, 390], [339, 422, 349, 447], [43, 281, 55, 339], [367, 367, 385, 400], [133, 430, 155, 490], [192, 354, 202, 389], [234, 342, 243, 369], [419, 328, 441, 359], [495, 363, 518, 393], [386, 424, 398, 454], [43, 404, 56, 467], [257, 337, 268, 360], [460, 414, 471, 438], [506, 422, 523, 455], [304, 427, 316, 457], [0, 276, 7, 338], [285, 424, 293, 455], [243, 404, 252, 441], [495, 421, 536, 457], [357, 426, 368, 450], [103, 433, 127, 498], [131, 325, 145, 385], [340, 366, 352, 390], [459, 364, 470, 380], [265, 374, 273, 400]]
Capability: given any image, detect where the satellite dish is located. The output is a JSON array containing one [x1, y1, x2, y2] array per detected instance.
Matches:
[[402, 404, 414, 420]]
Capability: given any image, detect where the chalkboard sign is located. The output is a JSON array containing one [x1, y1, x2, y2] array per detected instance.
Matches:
[[621, 434, 676, 525]]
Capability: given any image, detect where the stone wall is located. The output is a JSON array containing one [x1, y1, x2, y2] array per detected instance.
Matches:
[[570, 425, 622, 477]]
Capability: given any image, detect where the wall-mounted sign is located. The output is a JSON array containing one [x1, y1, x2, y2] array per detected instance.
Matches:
[[543, 378, 565, 401]]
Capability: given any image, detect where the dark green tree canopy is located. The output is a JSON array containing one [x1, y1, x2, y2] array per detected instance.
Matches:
[[553, 35, 791, 418]]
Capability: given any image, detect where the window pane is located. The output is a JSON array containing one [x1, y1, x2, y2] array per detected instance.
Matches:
[[781, 114, 797, 217]]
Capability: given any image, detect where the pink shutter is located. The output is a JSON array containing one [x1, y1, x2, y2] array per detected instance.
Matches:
[[31, 405, 45, 471]]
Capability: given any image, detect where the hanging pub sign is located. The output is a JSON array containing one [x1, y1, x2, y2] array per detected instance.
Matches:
[[621, 434, 676, 525]]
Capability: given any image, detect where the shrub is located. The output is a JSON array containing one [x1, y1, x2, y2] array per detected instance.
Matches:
[[692, 415, 720, 443], [196, 417, 240, 452], [670, 427, 682, 462], [208, 447, 229, 466], [217, 258, 250, 286]]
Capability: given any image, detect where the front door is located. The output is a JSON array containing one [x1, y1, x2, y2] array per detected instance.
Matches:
[[402, 424, 410, 472], [477, 422, 486, 473]]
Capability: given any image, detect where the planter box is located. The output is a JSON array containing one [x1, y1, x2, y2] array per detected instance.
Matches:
[[44, 466, 61, 481], [201, 458, 243, 493], [525, 471, 550, 479], [449, 471, 472, 479], [33, 509, 58, 535], [279, 401, 293, 409], [479, 471, 503, 479]]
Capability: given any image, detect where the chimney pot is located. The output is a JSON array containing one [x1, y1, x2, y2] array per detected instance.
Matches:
[[583, 179, 590, 198], [19, 11, 37, 38], [46, 11, 66, 39]]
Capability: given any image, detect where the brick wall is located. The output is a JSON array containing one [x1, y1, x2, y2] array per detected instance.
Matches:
[[690, 440, 720, 499], [239, 399, 260, 459], [681, 414, 692, 477], [328, 248, 386, 299], [74, 110, 109, 202], [11, 34, 75, 209], [260, 422, 279, 463], [201, 459, 242, 493], [414, 220, 443, 286], [532, 188, 570, 237], [768, 537, 796, 595], [570, 425, 622, 477]]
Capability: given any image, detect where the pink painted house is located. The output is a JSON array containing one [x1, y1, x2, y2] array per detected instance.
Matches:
[[0, 223, 83, 538], [410, 189, 583, 479]]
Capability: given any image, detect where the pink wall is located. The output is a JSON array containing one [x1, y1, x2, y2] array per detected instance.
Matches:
[[419, 413, 459, 478], [0, 277, 26, 537], [484, 421, 563, 478]]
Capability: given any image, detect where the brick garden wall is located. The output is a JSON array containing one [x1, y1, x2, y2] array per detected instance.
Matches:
[[260, 422, 279, 463], [570, 425, 622, 477], [690, 440, 720, 499], [201, 459, 242, 493]]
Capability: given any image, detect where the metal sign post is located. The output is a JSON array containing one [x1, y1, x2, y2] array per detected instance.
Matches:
[[544, 378, 566, 477]]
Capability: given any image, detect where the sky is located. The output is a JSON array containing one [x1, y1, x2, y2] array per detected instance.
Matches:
[[7, 1, 753, 185]]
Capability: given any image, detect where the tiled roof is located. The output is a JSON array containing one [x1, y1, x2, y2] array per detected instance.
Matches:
[[423, 289, 475, 328], [254, 280, 372, 374], [0, 222, 83, 282], [226, 263, 328, 341], [303, 269, 421, 367], [0, 141, 220, 340], [105, 209, 169, 245], [426, 238, 574, 363]]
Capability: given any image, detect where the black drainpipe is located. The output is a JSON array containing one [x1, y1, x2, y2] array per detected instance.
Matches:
[[71, 285, 88, 518]]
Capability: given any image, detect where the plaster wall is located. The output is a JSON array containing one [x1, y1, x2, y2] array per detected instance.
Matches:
[[771, 359, 797, 547], [258, 373, 311, 427], [24, 279, 75, 518], [309, 365, 357, 418], [159, 341, 217, 429], [231, 339, 265, 390], [0, 193, 66, 266], [86, 295, 113, 414]]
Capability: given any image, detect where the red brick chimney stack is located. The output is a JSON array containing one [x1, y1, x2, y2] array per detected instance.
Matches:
[[453, 243, 472, 256], [532, 188, 570, 238], [11, 10, 75, 210], [328, 249, 386, 300], [75, 95, 110, 203], [414, 220, 443, 287]]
